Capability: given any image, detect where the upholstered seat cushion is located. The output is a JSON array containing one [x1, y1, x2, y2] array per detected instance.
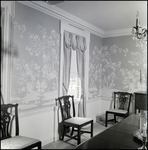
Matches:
[[107, 109, 127, 114], [1, 135, 40, 149], [64, 117, 93, 125]]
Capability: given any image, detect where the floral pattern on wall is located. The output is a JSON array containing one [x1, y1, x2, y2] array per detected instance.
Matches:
[[89, 46, 102, 98], [11, 2, 60, 110], [89, 44, 147, 99]]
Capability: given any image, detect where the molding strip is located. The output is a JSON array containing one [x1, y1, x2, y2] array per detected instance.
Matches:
[[30, 1, 136, 38], [18, 1, 104, 37], [104, 28, 132, 38], [8, 1, 136, 39]]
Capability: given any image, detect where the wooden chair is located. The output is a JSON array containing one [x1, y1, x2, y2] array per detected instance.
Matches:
[[105, 92, 132, 127], [55, 95, 93, 145], [1, 103, 42, 149]]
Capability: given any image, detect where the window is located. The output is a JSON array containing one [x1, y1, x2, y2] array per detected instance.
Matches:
[[59, 21, 90, 102], [68, 50, 81, 100]]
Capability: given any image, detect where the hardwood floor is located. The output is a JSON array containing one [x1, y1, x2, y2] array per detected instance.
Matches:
[[43, 122, 114, 149]]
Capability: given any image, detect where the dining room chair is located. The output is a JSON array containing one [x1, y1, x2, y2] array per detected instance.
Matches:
[[55, 95, 93, 145], [105, 91, 132, 127], [1, 103, 42, 149]]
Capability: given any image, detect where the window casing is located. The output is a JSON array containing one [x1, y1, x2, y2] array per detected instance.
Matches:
[[59, 21, 90, 102]]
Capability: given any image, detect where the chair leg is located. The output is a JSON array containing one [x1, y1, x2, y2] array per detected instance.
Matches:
[[70, 127, 74, 136], [105, 112, 108, 127], [91, 121, 93, 137], [61, 125, 65, 140], [114, 114, 116, 123], [37, 141, 42, 149], [77, 127, 81, 145]]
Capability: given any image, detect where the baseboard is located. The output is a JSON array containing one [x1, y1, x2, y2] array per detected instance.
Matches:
[[42, 137, 54, 147]]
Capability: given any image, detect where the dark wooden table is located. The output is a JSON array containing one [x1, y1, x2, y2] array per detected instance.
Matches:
[[75, 114, 147, 149]]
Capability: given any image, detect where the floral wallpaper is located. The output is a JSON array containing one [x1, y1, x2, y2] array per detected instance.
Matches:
[[89, 34, 102, 99], [11, 2, 60, 110], [9, 2, 147, 109], [89, 34, 147, 99]]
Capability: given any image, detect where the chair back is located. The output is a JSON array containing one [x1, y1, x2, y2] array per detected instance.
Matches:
[[114, 92, 132, 112], [1, 103, 19, 140], [55, 95, 75, 122]]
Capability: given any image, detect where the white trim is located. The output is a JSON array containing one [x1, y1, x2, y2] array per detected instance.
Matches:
[[31, 1, 104, 37], [1, 1, 14, 7], [87, 97, 101, 103], [1, 1, 15, 104], [14, 1, 138, 38], [42, 137, 53, 148], [16, 1, 103, 38], [101, 96, 113, 101], [5, 1, 142, 38], [103, 28, 132, 38], [19, 105, 54, 118], [87, 96, 112, 102], [85, 31, 90, 102]]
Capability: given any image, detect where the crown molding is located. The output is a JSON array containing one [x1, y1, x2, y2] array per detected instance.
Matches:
[[1, 1, 12, 7], [17, 1, 104, 37], [103, 28, 132, 38], [4, 1, 136, 38]]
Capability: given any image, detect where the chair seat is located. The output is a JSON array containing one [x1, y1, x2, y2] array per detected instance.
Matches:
[[55, 95, 93, 145], [64, 117, 93, 126], [105, 92, 132, 127], [1, 135, 41, 149], [107, 109, 127, 114]]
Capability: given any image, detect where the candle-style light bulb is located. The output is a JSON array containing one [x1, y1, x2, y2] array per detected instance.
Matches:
[[136, 11, 139, 19], [136, 11, 140, 27]]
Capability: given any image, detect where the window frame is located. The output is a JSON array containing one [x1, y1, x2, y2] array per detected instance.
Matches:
[[59, 21, 90, 102]]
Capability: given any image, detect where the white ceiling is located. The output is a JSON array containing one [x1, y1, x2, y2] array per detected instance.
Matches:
[[54, 1, 147, 32]]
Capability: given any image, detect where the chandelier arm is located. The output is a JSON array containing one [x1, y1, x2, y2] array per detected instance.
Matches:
[[133, 26, 147, 39], [141, 29, 147, 35], [132, 11, 147, 47]]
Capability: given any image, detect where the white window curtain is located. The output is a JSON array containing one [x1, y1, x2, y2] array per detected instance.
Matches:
[[76, 36, 86, 117], [62, 30, 86, 117], [62, 31, 72, 95]]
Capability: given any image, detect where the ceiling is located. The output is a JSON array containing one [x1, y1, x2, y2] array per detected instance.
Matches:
[[53, 1, 147, 32]]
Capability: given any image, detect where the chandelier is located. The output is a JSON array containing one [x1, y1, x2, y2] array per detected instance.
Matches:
[[132, 11, 147, 48]]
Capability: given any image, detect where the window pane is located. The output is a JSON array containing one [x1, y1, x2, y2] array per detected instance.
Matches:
[[68, 50, 81, 100]]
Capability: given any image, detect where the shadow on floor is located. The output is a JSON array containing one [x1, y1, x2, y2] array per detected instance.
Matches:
[[43, 122, 114, 149]]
